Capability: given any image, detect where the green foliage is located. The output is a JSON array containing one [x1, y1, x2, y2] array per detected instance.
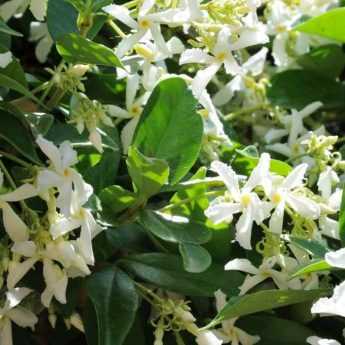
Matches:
[[85, 267, 139, 345], [295, 7, 345, 42], [133, 78, 204, 184], [56, 33, 122, 67]]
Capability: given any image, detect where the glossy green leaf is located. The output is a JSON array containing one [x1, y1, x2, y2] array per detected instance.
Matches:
[[297, 44, 345, 78], [133, 78, 203, 184], [179, 243, 212, 273], [340, 186, 345, 246], [206, 289, 330, 328], [140, 209, 211, 245], [295, 7, 345, 42], [57, 33, 122, 67], [47, 0, 79, 41], [291, 259, 331, 278], [85, 267, 139, 345], [120, 253, 243, 297], [99, 185, 137, 222], [24, 113, 54, 136], [267, 70, 345, 110], [127, 146, 169, 200], [237, 315, 314, 345], [0, 109, 41, 164]]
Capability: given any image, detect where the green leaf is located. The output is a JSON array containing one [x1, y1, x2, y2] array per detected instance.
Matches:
[[120, 253, 243, 297], [0, 19, 22, 37], [0, 54, 27, 88], [206, 289, 330, 328], [24, 113, 54, 136], [340, 186, 345, 245], [47, 0, 78, 41], [295, 7, 345, 43], [85, 267, 139, 345], [99, 185, 137, 222], [179, 243, 212, 273], [289, 237, 329, 258], [140, 209, 211, 245], [267, 70, 345, 110], [297, 44, 345, 79], [57, 33, 122, 67], [133, 78, 203, 184], [0, 73, 42, 105], [0, 109, 41, 164], [127, 146, 169, 200], [237, 315, 314, 345], [291, 259, 331, 278]]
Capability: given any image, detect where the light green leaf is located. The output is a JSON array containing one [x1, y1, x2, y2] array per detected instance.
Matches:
[[295, 8, 345, 42], [140, 209, 211, 245], [56, 33, 122, 67], [85, 267, 139, 345], [179, 243, 212, 273], [133, 78, 203, 184], [267, 70, 345, 110], [206, 289, 330, 328], [120, 253, 243, 297], [291, 259, 331, 278], [127, 146, 169, 200]]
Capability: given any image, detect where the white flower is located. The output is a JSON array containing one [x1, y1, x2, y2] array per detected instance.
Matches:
[[268, 164, 320, 234], [196, 330, 223, 345], [0, 51, 12, 68], [205, 153, 272, 249], [0, 179, 36, 242], [29, 22, 54, 63], [36, 136, 92, 217], [212, 290, 260, 345], [107, 74, 148, 153], [103, 1, 170, 58], [311, 280, 345, 318], [0, 0, 47, 22], [307, 336, 341, 345], [180, 28, 243, 98], [325, 248, 345, 270], [0, 288, 38, 345], [225, 257, 297, 295], [317, 167, 339, 200], [213, 47, 268, 107], [265, 102, 323, 158]]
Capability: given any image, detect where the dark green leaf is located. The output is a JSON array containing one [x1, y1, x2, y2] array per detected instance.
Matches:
[[297, 45, 345, 78], [47, 0, 79, 41], [127, 146, 169, 199], [179, 243, 212, 273], [120, 253, 243, 297], [0, 109, 41, 164], [207, 289, 330, 328], [289, 237, 329, 258], [85, 267, 139, 345], [133, 78, 203, 184], [24, 113, 54, 136], [267, 70, 345, 110], [57, 33, 122, 67], [140, 209, 211, 245], [295, 7, 345, 42]]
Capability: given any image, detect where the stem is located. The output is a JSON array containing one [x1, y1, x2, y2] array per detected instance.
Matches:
[[175, 332, 186, 345], [134, 282, 163, 304], [0, 151, 32, 168], [224, 103, 268, 121], [107, 19, 127, 38], [40, 62, 65, 104], [0, 159, 17, 190]]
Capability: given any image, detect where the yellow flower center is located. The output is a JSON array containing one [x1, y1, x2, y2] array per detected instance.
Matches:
[[63, 168, 71, 177], [131, 105, 142, 116], [139, 19, 151, 29], [215, 51, 227, 62], [241, 193, 252, 207], [271, 192, 282, 204]]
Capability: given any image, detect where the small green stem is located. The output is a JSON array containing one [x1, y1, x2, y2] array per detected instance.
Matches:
[[0, 151, 31, 168], [175, 332, 186, 345], [107, 19, 127, 38], [224, 103, 268, 121]]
